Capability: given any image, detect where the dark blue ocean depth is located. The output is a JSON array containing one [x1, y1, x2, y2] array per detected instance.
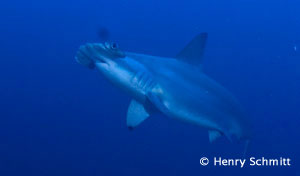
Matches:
[[0, 0, 299, 175]]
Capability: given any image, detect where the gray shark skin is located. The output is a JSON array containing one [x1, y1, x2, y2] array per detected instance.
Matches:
[[75, 33, 251, 143]]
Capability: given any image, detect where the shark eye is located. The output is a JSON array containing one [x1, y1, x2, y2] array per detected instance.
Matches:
[[110, 42, 118, 50], [104, 42, 118, 50]]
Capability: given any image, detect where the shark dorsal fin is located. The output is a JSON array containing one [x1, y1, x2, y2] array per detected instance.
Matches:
[[176, 32, 208, 66]]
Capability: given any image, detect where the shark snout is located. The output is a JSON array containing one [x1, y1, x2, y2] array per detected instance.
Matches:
[[75, 43, 110, 69]]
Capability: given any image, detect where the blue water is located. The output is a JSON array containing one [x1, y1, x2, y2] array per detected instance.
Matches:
[[0, 0, 299, 175]]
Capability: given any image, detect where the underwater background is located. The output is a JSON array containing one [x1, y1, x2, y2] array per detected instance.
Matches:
[[0, 0, 299, 175]]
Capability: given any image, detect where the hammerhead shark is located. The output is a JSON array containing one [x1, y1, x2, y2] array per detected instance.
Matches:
[[75, 33, 251, 144]]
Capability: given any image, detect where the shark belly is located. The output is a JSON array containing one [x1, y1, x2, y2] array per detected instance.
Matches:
[[154, 81, 223, 130], [158, 84, 245, 140], [148, 66, 249, 140]]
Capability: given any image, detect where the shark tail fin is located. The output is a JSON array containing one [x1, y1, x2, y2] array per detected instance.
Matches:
[[243, 140, 250, 158]]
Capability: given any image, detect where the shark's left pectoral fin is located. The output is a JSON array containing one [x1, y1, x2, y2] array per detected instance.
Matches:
[[208, 130, 222, 143], [127, 100, 149, 129]]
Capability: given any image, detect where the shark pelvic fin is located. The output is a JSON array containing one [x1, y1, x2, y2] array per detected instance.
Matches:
[[176, 32, 207, 66], [208, 130, 222, 143], [126, 100, 149, 129]]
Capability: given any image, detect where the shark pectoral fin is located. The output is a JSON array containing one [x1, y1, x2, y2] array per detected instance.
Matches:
[[126, 100, 149, 129], [208, 130, 222, 143], [176, 32, 207, 66]]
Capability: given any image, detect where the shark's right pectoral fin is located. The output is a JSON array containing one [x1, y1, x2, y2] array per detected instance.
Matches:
[[127, 100, 149, 129]]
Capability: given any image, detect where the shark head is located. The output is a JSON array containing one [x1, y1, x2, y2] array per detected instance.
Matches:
[[76, 42, 149, 102], [75, 42, 125, 70]]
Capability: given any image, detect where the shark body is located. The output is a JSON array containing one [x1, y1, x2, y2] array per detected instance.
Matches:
[[75, 33, 251, 143]]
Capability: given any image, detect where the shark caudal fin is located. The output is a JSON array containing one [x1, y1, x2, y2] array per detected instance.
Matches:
[[243, 140, 250, 158], [176, 32, 208, 66]]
